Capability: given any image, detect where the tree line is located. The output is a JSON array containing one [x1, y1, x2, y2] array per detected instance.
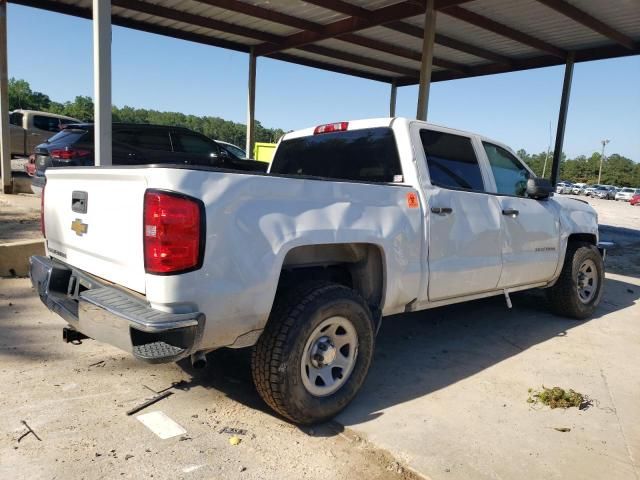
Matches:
[[8, 78, 286, 146], [517, 149, 640, 187], [8, 78, 639, 185]]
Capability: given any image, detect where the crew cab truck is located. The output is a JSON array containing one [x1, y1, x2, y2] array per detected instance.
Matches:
[[30, 118, 604, 424], [9, 110, 81, 157]]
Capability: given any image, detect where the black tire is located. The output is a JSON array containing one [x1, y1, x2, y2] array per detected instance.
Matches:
[[547, 242, 604, 319], [251, 281, 375, 424]]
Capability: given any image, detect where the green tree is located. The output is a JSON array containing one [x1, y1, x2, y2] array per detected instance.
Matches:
[[8, 78, 52, 110]]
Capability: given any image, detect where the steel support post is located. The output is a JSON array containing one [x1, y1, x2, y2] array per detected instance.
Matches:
[[416, 0, 436, 121], [389, 79, 397, 117], [246, 47, 256, 159], [93, 0, 112, 166], [0, 0, 11, 193], [550, 52, 575, 186]]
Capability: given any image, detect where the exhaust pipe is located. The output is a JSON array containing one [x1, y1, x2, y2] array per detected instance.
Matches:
[[191, 351, 207, 369]]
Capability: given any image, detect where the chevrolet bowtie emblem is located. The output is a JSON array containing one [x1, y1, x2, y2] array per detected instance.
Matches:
[[71, 218, 88, 236]]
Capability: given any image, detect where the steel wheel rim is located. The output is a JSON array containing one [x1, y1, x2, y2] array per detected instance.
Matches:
[[301, 316, 359, 397], [577, 259, 598, 304]]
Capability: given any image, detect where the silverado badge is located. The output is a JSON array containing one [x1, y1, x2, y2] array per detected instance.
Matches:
[[71, 218, 88, 236]]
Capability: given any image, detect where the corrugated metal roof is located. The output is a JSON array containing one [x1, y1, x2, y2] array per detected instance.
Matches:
[[10, 0, 640, 84]]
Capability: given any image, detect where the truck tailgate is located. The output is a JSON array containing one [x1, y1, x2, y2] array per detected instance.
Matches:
[[44, 169, 148, 293]]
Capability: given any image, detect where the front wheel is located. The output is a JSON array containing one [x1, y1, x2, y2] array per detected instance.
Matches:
[[252, 281, 375, 424], [547, 242, 604, 319]]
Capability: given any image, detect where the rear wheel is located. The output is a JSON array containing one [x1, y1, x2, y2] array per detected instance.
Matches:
[[547, 242, 604, 319], [251, 281, 375, 424]]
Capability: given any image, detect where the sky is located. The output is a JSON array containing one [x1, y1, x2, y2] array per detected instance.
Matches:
[[6, 3, 640, 161]]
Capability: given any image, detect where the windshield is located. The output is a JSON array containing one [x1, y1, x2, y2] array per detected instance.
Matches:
[[220, 142, 246, 159], [271, 127, 402, 183], [621, 188, 634, 192]]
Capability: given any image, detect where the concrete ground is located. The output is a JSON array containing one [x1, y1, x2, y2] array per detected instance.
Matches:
[[0, 277, 417, 480], [1, 192, 639, 480]]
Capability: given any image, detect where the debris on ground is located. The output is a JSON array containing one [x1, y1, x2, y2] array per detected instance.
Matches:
[[527, 386, 589, 409], [554, 427, 571, 432], [88, 360, 105, 368], [229, 436, 242, 446], [386, 461, 404, 474], [126, 391, 173, 416], [219, 427, 247, 436], [17, 420, 42, 442]]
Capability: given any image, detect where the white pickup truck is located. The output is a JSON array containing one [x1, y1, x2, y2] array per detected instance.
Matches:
[[30, 118, 605, 424]]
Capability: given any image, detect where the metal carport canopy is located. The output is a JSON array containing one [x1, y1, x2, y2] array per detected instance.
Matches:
[[8, 0, 640, 84], [1, 0, 639, 193]]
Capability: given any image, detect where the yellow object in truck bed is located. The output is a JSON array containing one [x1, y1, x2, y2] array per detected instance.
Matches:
[[254, 142, 276, 163]]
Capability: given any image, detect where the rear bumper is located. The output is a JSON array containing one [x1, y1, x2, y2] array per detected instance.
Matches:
[[29, 255, 205, 363]]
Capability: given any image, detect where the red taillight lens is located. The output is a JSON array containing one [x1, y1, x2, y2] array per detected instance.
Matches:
[[143, 190, 203, 274], [40, 184, 45, 237], [313, 122, 348, 135], [50, 148, 91, 160]]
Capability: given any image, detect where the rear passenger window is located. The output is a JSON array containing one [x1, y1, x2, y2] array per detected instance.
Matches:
[[420, 130, 484, 192], [482, 143, 530, 197], [271, 127, 402, 183]]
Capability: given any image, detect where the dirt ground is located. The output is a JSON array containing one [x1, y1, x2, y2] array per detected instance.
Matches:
[[1, 191, 639, 480], [0, 193, 41, 243]]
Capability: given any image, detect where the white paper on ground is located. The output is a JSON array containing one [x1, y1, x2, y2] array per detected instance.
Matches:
[[136, 411, 186, 439]]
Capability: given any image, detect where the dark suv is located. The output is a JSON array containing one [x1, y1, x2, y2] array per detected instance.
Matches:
[[32, 123, 267, 192]]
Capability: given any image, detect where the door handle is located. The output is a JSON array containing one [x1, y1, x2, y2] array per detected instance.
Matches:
[[431, 207, 453, 215], [502, 208, 519, 216]]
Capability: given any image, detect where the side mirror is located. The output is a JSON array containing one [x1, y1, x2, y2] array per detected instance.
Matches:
[[526, 178, 553, 200]]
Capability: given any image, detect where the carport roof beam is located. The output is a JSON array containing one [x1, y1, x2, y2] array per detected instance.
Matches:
[[535, 0, 636, 50]]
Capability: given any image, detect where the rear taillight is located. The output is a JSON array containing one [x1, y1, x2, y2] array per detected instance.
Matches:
[[40, 184, 45, 237], [313, 122, 348, 135], [143, 190, 204, 274], [50, 148, 91, 160]]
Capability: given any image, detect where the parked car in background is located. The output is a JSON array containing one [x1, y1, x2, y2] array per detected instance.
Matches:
[[555, 182, 573, 194], [9, 109, 81, 158], [572, 183, 587, 194], [584, 184, 602, 196], [215, 140, 246, 159], [31, 123, 268, 194], [630, 194, 640, 206], [592, 186, 612, 199], [615, 187, 640, 201]]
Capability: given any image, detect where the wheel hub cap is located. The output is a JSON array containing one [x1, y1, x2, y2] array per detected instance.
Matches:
[[310, 336, 337, 368], [301, 316, 359, 397], [577, 259, 598, 304]]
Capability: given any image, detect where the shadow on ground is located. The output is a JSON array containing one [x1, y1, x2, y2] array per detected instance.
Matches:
[[172, 275, 640, 433], [2, 262, 638, 433]]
